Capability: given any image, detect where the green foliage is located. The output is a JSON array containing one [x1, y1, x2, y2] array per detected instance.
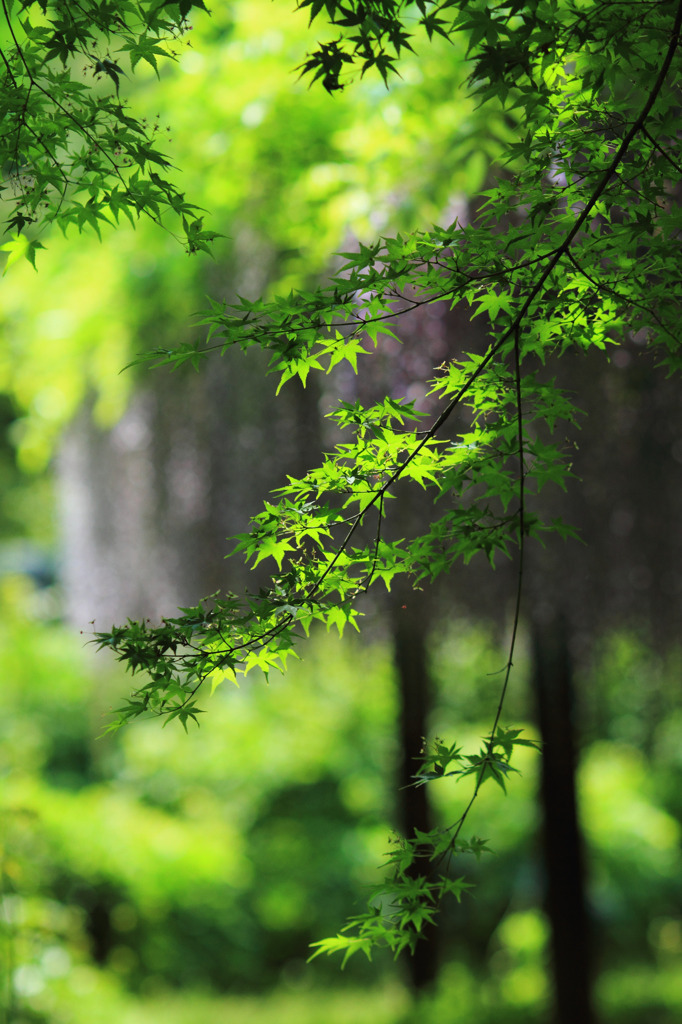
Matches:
[[309, 726, 538, 965], [4, 0, 682, 972], [0, 0, 503, 477], [294, 0, 457, 91], [0, 0, 216, 253], [0, 0, 495, 472], [3, 596, 682, 1021], [0, 583, 407, 1001]]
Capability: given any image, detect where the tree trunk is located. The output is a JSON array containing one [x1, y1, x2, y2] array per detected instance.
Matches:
[[390, 590, 439, 992], [532, 610, 596, 1024]]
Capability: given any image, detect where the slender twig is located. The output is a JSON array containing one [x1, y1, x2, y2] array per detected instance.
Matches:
[[441, 321, 526, 860], [565, 249, 680, 348], [189, 247, 560, 362], [363, 490, 385, 592], [0, 43, 17, 85], [641, 126, 682, 177]]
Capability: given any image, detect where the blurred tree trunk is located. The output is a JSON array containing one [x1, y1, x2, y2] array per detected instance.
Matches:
[[58, 352, 321, 627], [390, 586, 439, 992], [532, 609, 596, 1024]]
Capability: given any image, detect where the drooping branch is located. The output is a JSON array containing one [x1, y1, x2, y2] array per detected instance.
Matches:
[[78, 0, 682, 968]]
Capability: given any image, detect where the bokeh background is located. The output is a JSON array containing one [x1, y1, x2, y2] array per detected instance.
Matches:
[[2, 3, 682, 1022]]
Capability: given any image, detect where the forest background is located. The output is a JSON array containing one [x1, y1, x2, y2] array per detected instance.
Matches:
[[1, 2, 682, 1023]]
